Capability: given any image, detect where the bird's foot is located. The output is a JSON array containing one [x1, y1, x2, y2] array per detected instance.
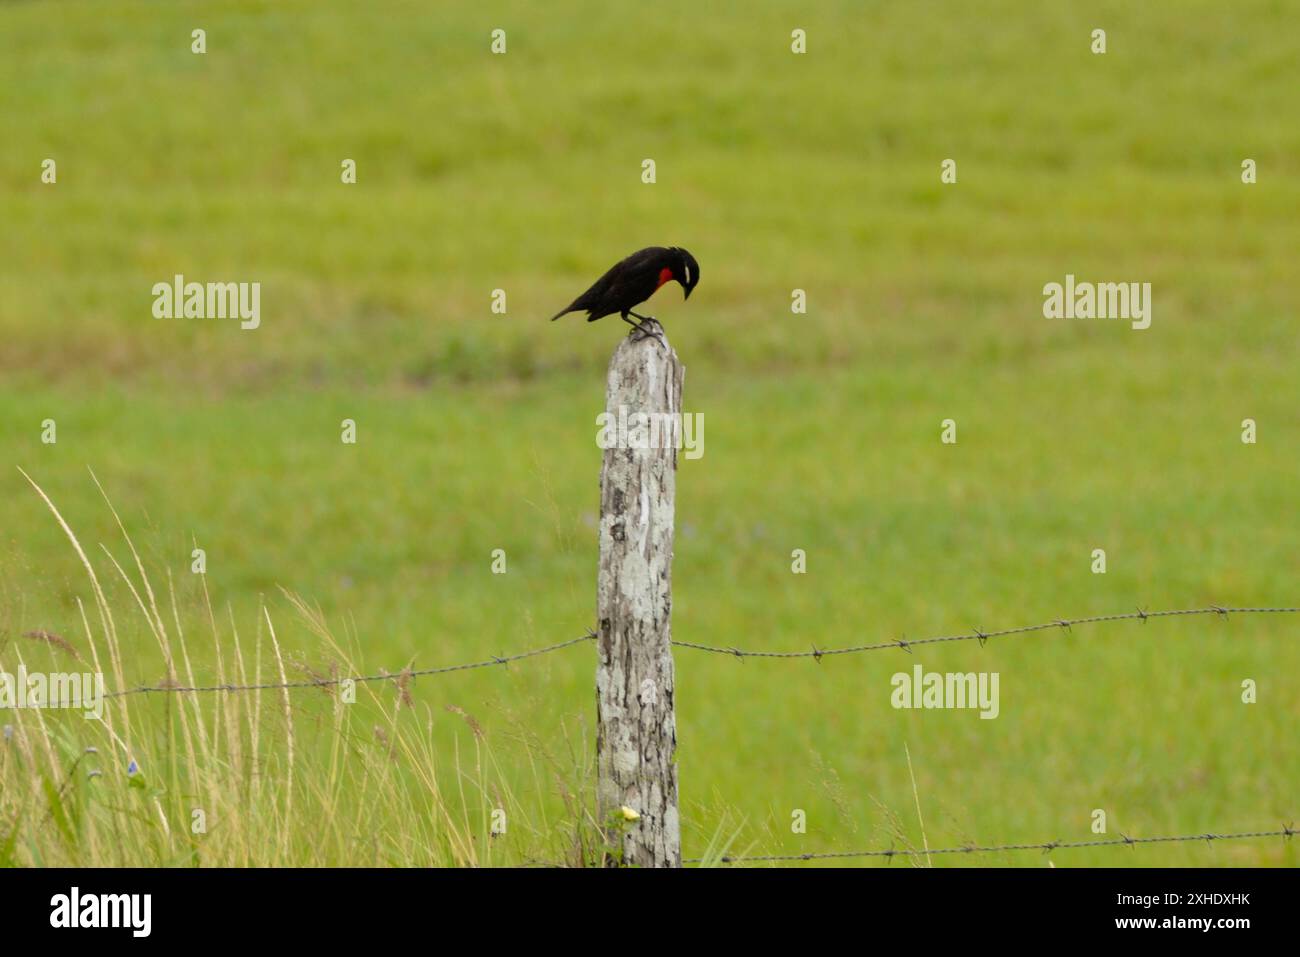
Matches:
[[629, 317, 666, 348]]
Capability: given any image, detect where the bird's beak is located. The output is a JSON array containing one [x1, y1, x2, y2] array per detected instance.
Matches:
[[683, 284, 693, 300]]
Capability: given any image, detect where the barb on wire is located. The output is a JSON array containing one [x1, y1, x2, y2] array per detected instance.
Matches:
[[670, 606, 1299, 660], [689, 825, 1296, 864], [101, 631, 597, 700]]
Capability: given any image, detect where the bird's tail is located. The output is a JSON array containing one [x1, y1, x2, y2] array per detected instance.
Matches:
[[549, 308, 570, 321]]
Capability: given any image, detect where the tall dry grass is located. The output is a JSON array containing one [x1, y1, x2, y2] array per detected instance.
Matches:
[[0, 470, 605, 866]]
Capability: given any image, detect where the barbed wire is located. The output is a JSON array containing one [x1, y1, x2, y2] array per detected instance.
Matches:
[[96, 604, 1296, 699], [79, 608, 1298, 871], [672, 606, 1299, 660], [100, 632, 597, 700], [690, 824, 1296, 864]]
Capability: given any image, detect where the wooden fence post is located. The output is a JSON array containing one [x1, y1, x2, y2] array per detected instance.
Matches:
[[595, 320, 683, 867]]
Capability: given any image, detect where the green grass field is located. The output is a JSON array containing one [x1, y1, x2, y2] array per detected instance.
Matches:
[[1, 0, 1297, 866]]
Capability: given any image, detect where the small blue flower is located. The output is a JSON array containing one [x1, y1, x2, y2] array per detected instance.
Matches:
[[127, 759, 139, 775]]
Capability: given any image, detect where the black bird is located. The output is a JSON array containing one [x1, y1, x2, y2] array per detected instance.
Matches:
[[550, 246, 699, 340]]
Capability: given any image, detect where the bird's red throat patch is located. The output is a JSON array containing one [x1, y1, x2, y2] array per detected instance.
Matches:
[[654, 267, 673, 291]]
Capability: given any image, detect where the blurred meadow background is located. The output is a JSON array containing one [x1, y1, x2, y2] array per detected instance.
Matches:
[[1, 0, 1297, 865]]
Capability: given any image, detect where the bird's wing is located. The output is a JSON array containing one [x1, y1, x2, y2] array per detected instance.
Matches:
[[588, 247, 668, 319], [552, 247, 669, 321]]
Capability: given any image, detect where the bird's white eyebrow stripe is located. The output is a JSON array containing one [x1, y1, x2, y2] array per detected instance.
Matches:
[[683, 262, 691, 285]]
